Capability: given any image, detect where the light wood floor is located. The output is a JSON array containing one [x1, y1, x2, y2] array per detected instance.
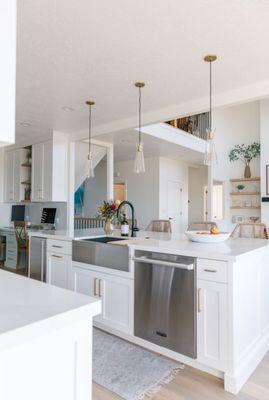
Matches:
[[93, 352, 269, 400]]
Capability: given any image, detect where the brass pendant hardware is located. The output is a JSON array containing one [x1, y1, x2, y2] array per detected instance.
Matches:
[[135, 82, 145, 88], [204, 55, 217, 62], [85, 100, 95, 106]]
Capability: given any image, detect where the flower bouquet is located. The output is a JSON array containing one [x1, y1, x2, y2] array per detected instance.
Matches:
[[97, 200, 121, 234]]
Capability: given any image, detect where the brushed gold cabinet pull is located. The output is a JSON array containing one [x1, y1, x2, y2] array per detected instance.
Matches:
[[93, 278, 98, 296], [98, 279, 102, 297], [198, 288, 202, 312], [204, 268, 217, 273]]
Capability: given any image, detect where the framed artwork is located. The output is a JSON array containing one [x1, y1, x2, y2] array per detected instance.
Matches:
[[267, 165, 269, 195]]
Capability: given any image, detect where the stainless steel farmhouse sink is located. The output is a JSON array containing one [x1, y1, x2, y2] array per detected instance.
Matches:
[[72, 237, 129, 272]]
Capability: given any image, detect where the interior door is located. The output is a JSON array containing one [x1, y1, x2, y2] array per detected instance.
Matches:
[[167, 180, 183, 233]]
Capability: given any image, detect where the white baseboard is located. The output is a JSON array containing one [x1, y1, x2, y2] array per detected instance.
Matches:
[[224, 330, 269, 394]]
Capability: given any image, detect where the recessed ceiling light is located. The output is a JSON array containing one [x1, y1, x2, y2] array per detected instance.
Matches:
[[19, 121, 32, 127], [62, 106, 75, 112]]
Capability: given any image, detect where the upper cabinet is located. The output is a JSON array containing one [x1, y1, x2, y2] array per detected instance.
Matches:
[[4, 148, 30, 202], [4, 132, 69, 203], [32, 133, 68, 202]]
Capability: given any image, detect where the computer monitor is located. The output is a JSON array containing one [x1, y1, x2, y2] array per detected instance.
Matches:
[[41, 208, 56, 224], [11, 205, 25, 222]]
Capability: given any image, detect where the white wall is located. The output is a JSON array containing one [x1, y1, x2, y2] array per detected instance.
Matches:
[[260, 99, 269, 224], [114, 157, 160, 230], [188, 166, 207, 224], [115, 157, 189, 232], [212, 101, 260, 231], [83, 161, 107, 217]]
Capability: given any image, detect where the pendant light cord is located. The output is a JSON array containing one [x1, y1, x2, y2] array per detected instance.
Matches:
[[209, 60, 212, 131], [88, 104, 92, 155], [138, 87, 141, 146]]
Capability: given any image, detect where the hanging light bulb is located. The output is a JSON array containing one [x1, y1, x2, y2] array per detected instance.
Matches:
[[85, 100, 95, 178], [204, 55, 218, 166], [134, 82, 146, 173]]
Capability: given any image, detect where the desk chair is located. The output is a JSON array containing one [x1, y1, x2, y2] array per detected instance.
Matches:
[[231, 223, 268, 239], [14, 221, 29, 274], [146, 220, 172, 233]]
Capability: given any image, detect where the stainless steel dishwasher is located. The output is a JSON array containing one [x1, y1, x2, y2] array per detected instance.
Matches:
[[134, 251, 197, 358]]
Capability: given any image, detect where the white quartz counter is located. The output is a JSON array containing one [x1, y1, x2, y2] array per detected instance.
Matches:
[[0, 270, 101, 349], [73, 228, 269, 261], [25, 227, 269, 261]]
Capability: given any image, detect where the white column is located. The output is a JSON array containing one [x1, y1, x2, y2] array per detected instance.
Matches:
[[0, 1, 17, 146]]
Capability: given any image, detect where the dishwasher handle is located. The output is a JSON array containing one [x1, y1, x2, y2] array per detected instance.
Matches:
[[132, 256, 194, 270]]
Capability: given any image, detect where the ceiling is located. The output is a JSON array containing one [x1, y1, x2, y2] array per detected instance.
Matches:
[[98, 129, 204, 164], [16, 0, 269, 145]]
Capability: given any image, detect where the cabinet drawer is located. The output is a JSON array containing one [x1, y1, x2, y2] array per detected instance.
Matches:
[[197, 259, 228, 283], [47, 239, 72, 255]]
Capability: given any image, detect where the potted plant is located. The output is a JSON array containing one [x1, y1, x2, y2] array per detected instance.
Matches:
[[97, 200, 121, 235], [236, 184, 245, 192], [228, 142, 260, 178]]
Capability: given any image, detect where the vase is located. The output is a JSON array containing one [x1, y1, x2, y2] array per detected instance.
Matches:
[[244, 164, 251, 179], [104, 218, 114, 235]]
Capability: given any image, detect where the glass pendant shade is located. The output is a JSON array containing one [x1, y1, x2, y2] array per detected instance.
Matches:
[[85, 153, 95, 178], [204, 128, 217, 166], [134, 143, 145, 174]]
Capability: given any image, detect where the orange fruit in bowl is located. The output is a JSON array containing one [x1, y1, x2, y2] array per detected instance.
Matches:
[[210, 226, 219, 235]]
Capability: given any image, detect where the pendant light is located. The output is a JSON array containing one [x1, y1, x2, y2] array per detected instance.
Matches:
[[134, 82, 146, 174], [204, 54, 218, 166], [85, 99, 95, 178]]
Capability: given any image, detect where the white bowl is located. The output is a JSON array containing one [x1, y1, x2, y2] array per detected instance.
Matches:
[[185, 230, 230, 243]]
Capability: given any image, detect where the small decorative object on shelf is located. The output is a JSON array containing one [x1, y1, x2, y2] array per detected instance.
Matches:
[[236, 184, 245, 192], [97, 199, 121, 235], [250, 217, 260, 223], [228, 142, 260, 178]]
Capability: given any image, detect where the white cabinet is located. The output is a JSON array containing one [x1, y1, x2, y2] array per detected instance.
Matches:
[[4, 150, 16, 202], [47, 252, 71, 289], [197, 279, 228, 370], [32, 133, 68, 202], [72, 264, 134, 334], [32, 142, 43, 201], [4, 149, 27, 202], [46, 239, 72, 289]]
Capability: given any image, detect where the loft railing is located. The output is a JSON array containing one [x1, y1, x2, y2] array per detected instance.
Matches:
[[166, 112, 209, 141], [74, 217, 105, 230]]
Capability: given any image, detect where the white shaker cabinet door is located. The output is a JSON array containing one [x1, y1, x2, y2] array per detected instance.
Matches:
[[47, 252, 71, 289], [32, 143, 44, 201], [197, 279, 228, 371], [42, 141, 53, 201], [4, 151, 15, 202], [72, 265, 133, 334]]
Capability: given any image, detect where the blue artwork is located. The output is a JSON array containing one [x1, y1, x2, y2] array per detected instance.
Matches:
[[74, 183, 84, 215]]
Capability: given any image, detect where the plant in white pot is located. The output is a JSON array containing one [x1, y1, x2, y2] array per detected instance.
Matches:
[[228, 142, 260, 179]]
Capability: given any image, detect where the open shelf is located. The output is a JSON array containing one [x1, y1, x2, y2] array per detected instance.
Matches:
[[230, 192, 260, 196], [230, 177, 260, 182], [230, 206, 261, 210]]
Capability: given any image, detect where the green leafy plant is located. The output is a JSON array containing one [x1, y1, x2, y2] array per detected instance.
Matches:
[[236, 184, 245, 191], [228, 142, 260, 166]]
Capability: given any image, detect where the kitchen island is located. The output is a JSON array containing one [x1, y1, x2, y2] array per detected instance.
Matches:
[[71, 229, 269, 395], [25, 228, 269, 394], [0, 270, 101, 400]]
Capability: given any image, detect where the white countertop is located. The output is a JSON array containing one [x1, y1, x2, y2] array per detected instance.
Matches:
[[0, 270, 101, 349], [74, 228, 269, 261], [21, 226, 269, 261]]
